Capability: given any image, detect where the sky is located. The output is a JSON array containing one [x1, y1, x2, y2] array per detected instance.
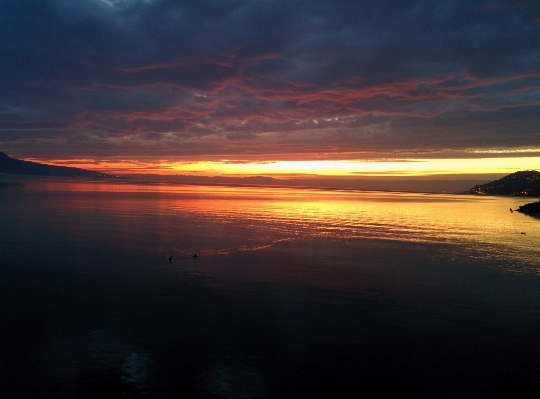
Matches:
[[1, 0, 540, 177]]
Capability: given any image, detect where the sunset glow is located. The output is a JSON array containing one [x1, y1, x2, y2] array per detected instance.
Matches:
[[3, 1, 540, 396], [2, 0, 540, 182], [166, 157, 540, 177], [38, 156, 540, 178]]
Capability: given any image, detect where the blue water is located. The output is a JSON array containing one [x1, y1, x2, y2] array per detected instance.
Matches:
[[1, 179, 540, 397]]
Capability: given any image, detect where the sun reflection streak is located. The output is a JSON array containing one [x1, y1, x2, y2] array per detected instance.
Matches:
[[23, 180, 540, 271]]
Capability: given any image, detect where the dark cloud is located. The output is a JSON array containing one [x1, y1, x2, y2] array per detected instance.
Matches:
[[1, 0, 539, 160]]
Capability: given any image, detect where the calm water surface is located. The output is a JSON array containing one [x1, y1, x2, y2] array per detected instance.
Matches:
[[1, 179, 540, 397]]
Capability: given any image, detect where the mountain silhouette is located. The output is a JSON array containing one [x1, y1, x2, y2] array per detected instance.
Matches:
[[467, 170, 540, 196], [0, 152, 111, 178]]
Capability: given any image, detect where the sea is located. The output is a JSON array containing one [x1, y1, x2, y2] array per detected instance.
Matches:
[[1, 179, 540, 398]]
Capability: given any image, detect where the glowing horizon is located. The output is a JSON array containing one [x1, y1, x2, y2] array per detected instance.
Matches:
[[36, 156, 540, 178]]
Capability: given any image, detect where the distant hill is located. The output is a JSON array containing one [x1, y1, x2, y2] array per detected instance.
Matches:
[[0, 152, 111, 178], [467, 170, 540, 196]]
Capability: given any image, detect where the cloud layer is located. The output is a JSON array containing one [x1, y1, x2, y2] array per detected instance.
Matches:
[[1, 0, 539, 162]]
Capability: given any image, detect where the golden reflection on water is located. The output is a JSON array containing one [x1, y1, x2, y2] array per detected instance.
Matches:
[[26, 180, 540, 269]]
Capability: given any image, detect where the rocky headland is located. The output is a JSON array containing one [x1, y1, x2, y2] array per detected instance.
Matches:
[[467, 170, 540, 196], [516, 200, 540, 217]]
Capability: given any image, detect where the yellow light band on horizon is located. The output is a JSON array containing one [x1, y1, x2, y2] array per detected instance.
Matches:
[[168, 157, 540, 176], [39, 156, 540, 176]]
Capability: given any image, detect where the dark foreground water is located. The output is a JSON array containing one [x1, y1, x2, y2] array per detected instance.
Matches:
[[1, 180, 540, 398]]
